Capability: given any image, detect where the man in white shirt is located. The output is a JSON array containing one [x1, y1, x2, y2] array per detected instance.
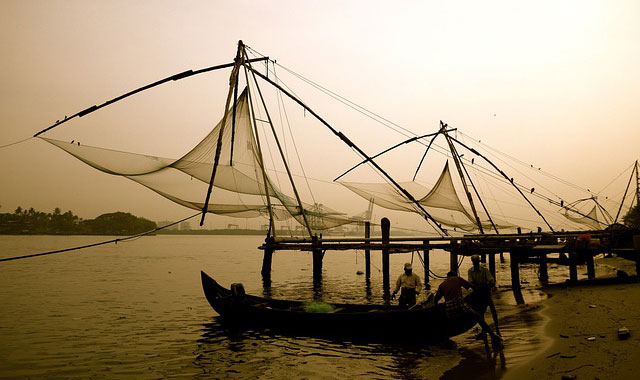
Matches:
[[392, 263, 422, 308]]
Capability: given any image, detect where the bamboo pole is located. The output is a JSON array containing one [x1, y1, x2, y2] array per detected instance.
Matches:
[[200, 43, 243, 226], [244, 49, 314, 238]]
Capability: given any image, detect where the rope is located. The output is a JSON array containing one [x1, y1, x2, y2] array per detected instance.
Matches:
[[0, 213, 200, 263], [0, 137, 32, 149]]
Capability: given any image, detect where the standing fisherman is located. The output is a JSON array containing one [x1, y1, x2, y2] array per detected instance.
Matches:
[[468, 254, 501, 336], [391, 263, 422, 308]]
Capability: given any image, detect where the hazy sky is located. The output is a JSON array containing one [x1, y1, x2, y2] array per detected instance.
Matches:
[[1, 0, 638, 231]]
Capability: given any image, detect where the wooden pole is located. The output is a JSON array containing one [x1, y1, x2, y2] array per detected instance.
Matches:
[[261, 237, 274, 278], [423, 240, 430, 289], [539, 253, 549, 285], [510, 251, 525, 305], [500, 251, 505, 263], [365, 222, 371, 279], [569, 252, 578, 283], [381, 217, 391, 299], [312, 235, 323, 279], [489, 251, 496, 281], [450, 250, 459, 274], [200, 43, 243, 226]]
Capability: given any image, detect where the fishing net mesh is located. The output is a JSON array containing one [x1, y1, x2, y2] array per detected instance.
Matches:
[[41, 89, 356, 231]]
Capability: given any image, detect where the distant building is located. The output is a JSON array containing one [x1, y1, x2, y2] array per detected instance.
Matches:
[[227, 223, 239, 230], [179, 221, 191, 231], [157, 221, 178, 231]]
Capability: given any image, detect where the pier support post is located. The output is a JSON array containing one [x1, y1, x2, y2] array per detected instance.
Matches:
[[423, 240, 430, 289], [450, 249, 459, 274], [489, 251, 496, 281], [365, 222, 371, 279], [381, 218, 391, 299], [586, 254, 596, 280], [539, 253, 549, 285], [510, 251, 525, 305], [312, 235, 323, 280], [569, 252, 578, 283], [500, 252, 505, 263]]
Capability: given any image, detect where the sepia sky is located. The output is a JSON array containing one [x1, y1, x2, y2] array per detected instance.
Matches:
[[1, 0, 639, 230]]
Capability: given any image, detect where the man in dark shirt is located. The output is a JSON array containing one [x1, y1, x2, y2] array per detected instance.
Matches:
[[468, 254, 500, 336], [435, 271, 502, 348]]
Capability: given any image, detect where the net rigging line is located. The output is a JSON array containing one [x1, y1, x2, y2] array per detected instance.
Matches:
[[272, 62, 317, 205], [246, 47, 581, 229], [459, 131, 597, 195], [595, 162, 635, 195], [0, 212, 200, 263], [0, 136, 33, 149], [245, 45, 422, 140]]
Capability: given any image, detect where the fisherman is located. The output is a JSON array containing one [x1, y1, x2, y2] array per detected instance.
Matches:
[[468, 254, 500, 336], [391, 263, 422, 308], [435, 271, 502, 348]]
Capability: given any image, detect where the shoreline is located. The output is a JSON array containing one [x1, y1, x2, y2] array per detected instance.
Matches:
[[503, 257, 640, 379]]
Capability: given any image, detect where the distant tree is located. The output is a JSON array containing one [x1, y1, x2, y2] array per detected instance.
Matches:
[[14, 206, 22, 215], [623, 204, 640, 229]]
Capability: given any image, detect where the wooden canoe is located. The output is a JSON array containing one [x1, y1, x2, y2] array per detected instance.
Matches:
[[201, 270, 488, 339]]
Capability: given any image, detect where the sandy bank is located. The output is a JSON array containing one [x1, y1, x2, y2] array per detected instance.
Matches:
[[504, 258, 640, 380]]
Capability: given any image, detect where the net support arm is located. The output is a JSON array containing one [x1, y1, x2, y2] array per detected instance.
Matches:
[[449, 135, 555, 232], [33, 57, 269, 138], [334, 130, 455, 182], [249, 66, 449, 236]]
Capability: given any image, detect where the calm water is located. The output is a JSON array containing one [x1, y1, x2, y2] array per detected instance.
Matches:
[[0, 235, 614, 379]]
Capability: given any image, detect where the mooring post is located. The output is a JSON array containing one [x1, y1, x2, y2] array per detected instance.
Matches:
[[539, 253, 549, 285], [312, 235, 323, 279], [423, 239, 430, 289], [510, 250, 525, 305], [569, 251, 578, 283], [381, 217, 391, 300], [261, 236, 274, 278], [365, 221, 371, 279]]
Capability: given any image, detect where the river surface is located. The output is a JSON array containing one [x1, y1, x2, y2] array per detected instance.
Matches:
[[0, 235, 616, 379]]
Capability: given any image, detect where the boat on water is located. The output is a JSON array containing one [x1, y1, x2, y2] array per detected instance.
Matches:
[[201, 271, 488, 339]]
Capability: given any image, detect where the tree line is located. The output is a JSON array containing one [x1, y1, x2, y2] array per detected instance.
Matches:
[[0, 207, 157, 235]]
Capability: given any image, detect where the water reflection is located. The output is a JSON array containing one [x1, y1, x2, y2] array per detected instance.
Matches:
[[194, 303, 543, 380]]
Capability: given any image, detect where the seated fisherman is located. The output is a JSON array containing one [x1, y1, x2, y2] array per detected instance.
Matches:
[[468, 254, 500, 336], [435, 271, 502, 348], [391, 263, 422, 308]]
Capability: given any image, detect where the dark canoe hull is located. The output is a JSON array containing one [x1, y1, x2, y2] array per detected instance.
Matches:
[[201, 270, 488, 339]]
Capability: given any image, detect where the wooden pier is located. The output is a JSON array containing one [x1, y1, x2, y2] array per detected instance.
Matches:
[[259, 219, 640, 304]]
